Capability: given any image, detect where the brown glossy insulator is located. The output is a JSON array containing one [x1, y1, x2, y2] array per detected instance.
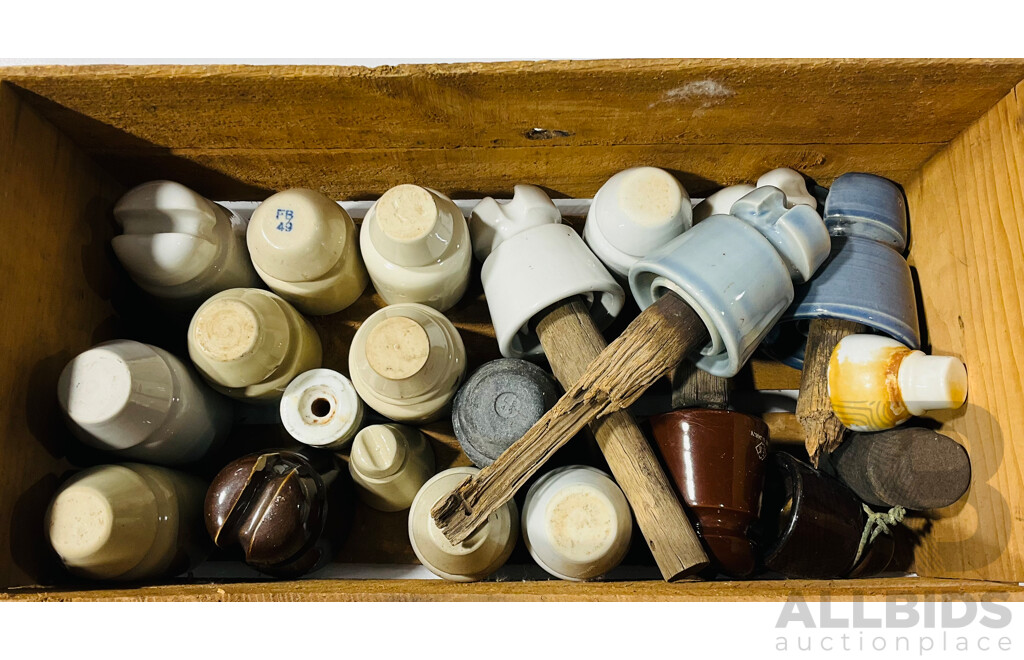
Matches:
[[758, 452, 896, 579], [205, 449, 347, 577], [649, 409, 769, 577]]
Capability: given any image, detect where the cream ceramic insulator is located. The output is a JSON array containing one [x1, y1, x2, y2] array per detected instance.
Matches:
[[756, 168, 817, 209], [247, 188, 368, 315], [45, 463, 208, 581], [348, 303, 466, 423], [360, 185, 472, 312], [408, 467, 518, 582], [280, 369, 364, 449], [691, 168, 816, 224], [583, 166, 693, 278], [522, 465, 633, 581], [112, 180, 259, 304], [57, 339, 232, 466], [188, 288, 323, 403], [691, 184, 756, 223], [470, 184, 625, 359], [828, 334, 969, 432], [349, 424, 436, 511]]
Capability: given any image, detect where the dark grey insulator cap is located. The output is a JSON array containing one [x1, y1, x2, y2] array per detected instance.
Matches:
[[451, 359, 560, 467]]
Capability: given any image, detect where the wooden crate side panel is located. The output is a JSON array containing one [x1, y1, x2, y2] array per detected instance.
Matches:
[[86, 142, 940, 201], [0, 83, 125, 588], [3, 577, 1022, 603], [905, 83, 1024, 583], [4, 60, 1024, 152]]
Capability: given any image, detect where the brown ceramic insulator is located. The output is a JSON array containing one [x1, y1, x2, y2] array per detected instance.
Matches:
[[758, 452, 893, 579], [205, 449, 346, 577], [828, 427, 972, 510], [649, 409, 770, 577]]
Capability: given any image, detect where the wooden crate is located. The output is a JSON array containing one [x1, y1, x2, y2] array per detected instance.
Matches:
[[1, 59, 1023, 602]]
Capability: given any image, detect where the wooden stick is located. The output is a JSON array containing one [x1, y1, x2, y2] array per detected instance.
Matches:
[[670, 359, 729, 409], [796, 317, 866, 466], [431, 292, 710, 557], [534, 298, 708, 580]]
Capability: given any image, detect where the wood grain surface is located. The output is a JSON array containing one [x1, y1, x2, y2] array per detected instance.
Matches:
[[796, 318, 866, 465], [3, 577, 1021, 603], [3, 60, 1024, 199], [0, 84, 125, 589], [904, 81, 1024, 583]]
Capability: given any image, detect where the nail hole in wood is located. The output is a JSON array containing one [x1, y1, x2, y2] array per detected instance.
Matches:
[[525, 127, 572, 140]]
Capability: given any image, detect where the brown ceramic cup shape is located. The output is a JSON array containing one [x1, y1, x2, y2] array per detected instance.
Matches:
[[758, 452, 894, 579], [649, 409, 770, 577]]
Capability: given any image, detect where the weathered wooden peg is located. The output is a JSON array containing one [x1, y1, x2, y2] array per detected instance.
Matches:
[[670, 359, 730, 410]]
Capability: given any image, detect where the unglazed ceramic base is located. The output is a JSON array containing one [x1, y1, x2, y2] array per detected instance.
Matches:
[[361, 185, 472, 312], [521, 465, 632, 581], [46, 463, 208, 581], [188, 288, 323, 403], [583, 167, 692, 278], [348, 303, 466, 423]]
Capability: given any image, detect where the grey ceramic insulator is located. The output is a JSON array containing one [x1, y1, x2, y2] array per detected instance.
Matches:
[[760, 172, 919, 369], [823, 172, 908, 251], [451, 359, 560, 467]]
